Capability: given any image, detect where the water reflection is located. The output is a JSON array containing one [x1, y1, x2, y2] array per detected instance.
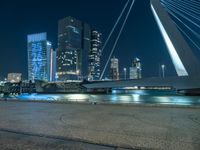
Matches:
[[132, 94, 140, 103], [1, 90, 200, 106]]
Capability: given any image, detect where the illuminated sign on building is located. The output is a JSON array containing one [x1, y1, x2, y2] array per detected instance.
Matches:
[[28, 32, 53, 81]]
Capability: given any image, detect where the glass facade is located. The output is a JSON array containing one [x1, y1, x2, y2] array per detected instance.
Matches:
[[57, 17, 84, 81], [28, 33, 52, 81], [57, 16, 102, 81]]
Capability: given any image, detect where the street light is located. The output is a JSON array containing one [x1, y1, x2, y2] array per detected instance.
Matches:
[[161, 64, 165, 78], [123, 68, 127, 80]]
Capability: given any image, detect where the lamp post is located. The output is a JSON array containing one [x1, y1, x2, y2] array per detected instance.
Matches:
[[123, 68, 127, 80], [161, 64, 165, 78]]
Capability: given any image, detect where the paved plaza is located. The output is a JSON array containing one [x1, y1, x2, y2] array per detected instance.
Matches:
[[0, 101, 199, 150]]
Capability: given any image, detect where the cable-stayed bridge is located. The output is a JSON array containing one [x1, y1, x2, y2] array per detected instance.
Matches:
[[2, 0, 200, 95], [83, 0, 200, 94]]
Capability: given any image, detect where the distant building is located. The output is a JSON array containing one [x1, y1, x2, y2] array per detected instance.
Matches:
[[129, 57, 142, 79], [7, 73, 22, 83], [110, 57, 119, 80], [50, 49, 56, 81], [27, 32, 52, 81], [56, 16, 102, 81], [88, 30, 102, 80], [129, 67, 138, 79]]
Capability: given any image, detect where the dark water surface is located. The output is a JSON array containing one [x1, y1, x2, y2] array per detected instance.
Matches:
[[1, 90, 200, 106]]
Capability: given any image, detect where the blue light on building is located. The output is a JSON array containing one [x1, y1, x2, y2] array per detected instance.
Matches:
[[28, 32, 53, 81]]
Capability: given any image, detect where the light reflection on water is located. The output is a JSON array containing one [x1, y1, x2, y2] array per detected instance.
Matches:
[[1, 90, 200, 106]]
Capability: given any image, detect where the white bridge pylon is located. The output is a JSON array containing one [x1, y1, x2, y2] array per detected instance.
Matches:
[[100, 0, 200, 80], [151, 0, 200, 77]]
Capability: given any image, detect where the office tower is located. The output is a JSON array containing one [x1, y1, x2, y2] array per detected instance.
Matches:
[[88, 30, 102, 80], [129, 57, 142, 79], [81, 23, 91, 80], [110, 57, 119, 80], [57, 16, 103, 81], [27, 32, 52, 81], [57, 16, 91, 81], [7, 73, 22, 83]]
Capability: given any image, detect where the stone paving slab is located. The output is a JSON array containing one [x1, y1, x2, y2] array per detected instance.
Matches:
[[0, 101, 199, 150], [0, 128, 141, 150]]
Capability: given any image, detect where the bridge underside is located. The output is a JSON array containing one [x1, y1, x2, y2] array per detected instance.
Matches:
[[83, 77, 200, 91]]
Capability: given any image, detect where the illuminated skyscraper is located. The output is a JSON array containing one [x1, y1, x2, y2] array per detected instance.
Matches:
[[57, 16, 91, 81], [110, 57, 119, 80], [88, 30, 102, 80], [57, 16, 102, 81], [27, 32, 52, 81]]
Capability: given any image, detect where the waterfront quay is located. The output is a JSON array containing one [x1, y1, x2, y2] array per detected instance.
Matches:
[[0, 101, 199, 150]]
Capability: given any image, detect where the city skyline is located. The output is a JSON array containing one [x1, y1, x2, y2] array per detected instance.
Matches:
[[0, 0, 198, 79], [0, 1, 200, 150]]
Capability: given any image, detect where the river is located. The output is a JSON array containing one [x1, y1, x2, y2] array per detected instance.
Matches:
[[1, 89, 200, 106]]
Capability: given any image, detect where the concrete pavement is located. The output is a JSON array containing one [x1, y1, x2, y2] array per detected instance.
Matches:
[[0, 101, 199, 150]]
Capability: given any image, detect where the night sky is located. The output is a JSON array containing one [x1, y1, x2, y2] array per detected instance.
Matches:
[[0, 0, 178, 80]]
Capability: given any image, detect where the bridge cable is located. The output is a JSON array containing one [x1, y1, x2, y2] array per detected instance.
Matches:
[[165, 8, 200, 39], [162, 0, 200, 22], [162, 1, 200, 50], [174, 21, 200, 51], [100, 0, 136, 80], [162, 2, 200, 29], [167, 10, 200, 50], [176, 0, 200, 8], [165, 0, 200, 14], [164, 0, 200, 13], [163, 0, 200, 16], [101, 0, 131, 53], [162, 0, 200, 21]]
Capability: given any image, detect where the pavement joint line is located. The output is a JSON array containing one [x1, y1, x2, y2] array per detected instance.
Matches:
[[0, 128, 142, 150]]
